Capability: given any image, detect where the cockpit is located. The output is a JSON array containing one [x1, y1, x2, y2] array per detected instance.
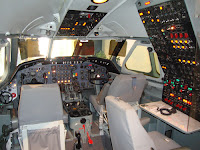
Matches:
[[0, 0, 200, 150]]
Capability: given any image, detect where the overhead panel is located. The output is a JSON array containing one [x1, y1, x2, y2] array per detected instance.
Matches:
[[56, 10, 106, 36]]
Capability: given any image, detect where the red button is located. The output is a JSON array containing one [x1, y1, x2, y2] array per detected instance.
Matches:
[[184, 85, 187, 90], [175, 33, 178, 38], [88, 14, 91, 18], [183, 107, 187, 111], [184, 33, 189, 38], [179, 33, 183, 38], [170, 33, 174, 38], [12, 93, 16, 98]]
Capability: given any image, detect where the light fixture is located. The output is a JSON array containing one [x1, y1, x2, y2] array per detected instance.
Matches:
[[92, 0, 108, 4]]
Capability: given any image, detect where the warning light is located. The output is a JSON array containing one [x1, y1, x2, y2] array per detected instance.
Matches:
[[170, 93, 175, 97], [161, 29, 164, 32], [175, 40, 178, 43], [162, 66, 166, 69], [182, 46, 185, 49], [83, 22, 86, 26], [75, 22, 78, 26], [189, 93, 192, 96], [183, 60, 186, 63], [178, 59, 181, 62], [72, 28, 75, 30], [58, 81, 60, 83], [145, 1, 151, 5], [170, 26, 175, 30], [187, 60, 191, 63], [160, 6, 163, 10], [147, 11, 150, 14], [48, 72, 50, 75], [151, 19, 154, 22], [143, 20, 145, 23], [178, 97, 181, 100], [192, 61, 196, 65], [180, 40, 183, 43], [139, 12, 143, 16], [157, 19, 160, 22], [185, 40, 188, 44], [177, 46, 180, 48], [171, 40, 174, 43], [173, 45, 176, 48], [79, 42, 83, 46]]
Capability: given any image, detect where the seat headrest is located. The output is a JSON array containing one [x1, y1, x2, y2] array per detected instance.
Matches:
[[18, 84, 63, 126], [107, 73, 147, 102]]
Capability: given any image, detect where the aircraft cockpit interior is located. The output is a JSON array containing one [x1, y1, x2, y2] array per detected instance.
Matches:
[[0, 0, 200, 149]]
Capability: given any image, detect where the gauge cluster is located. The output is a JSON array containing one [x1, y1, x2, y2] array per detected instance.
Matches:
[[0, 57, 118, 103]]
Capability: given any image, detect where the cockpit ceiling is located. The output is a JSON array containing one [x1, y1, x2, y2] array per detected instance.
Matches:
[[0, 0, 148, 38]]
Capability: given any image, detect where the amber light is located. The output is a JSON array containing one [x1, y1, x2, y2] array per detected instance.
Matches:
[[92, 0, 108, 4], [145, 1, 151, 5]]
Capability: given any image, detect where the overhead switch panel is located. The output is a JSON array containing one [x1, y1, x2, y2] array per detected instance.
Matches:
[[57, 10, 106, 36]]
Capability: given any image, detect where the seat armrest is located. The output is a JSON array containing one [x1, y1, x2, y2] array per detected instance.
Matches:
[[171, 147, 191, 150], [140, 117, 150, 126]]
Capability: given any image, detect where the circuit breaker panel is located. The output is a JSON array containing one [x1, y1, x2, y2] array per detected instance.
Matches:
[[138, 0, 200, 121]]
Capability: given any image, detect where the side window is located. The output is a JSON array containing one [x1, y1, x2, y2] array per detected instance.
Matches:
[[125, 45, 160, 78], [0, 47, 5, 77]]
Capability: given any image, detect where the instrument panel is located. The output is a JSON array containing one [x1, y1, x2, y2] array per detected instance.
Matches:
[[0, 57, 119, 104]]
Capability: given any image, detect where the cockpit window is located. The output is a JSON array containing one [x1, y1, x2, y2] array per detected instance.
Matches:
[[17, 38, 50, 65], [0, 47, 5, 77], [51, 39, 95, 58]]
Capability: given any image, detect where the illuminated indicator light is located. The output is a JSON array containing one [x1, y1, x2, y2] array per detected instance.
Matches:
[[179, 33, 183, 38], [188, 88, 192, 91], [192, 61, 196, 64], [75, 22, 78, 26], [160, 6, 163, 10], [162, 66, 166, 69], [170, 26, 175, 30], [170, 33, 173, 38], [182, 46, 185, 49], [151, 19, 154, 22], [184, 85, 187, 89], [178, 97, 181, 100], [46, 76, 48, 79], [13, 84, 16, 87], [175, 40, 178, 43], [187, 60, 191, 63], [180, 85, 183, 88], [92, 0, 108, 4], [89, 64, 93, 66], [157, 19, 160, 22], [184, 40, 188, 44], [180, 89, 183, 92], [172, 86, 175, 89], [174, 33, 178, 38], [173, 85, 175, 87], [177, 46, 180, 48], [161, 29, 164, 32], [183, 108, 187, 111], [184, 33, 189, 38], [142, 20, 145, 23], [171, 82, 174, 84], [68, 80, 70, 82], [139, 12, 143, 16], [72, 28, 75, 30], [178, 59, 181, 62], [48, 72, 50, 75], [180, 40, 183, 43], [170, 93, 175, 97], [61, 80, 63, 83], [171, 40, 174, 43], [164, 83, 167, 86], [176, 79, 180, 82], [183, 60, 186, 62], [83, 22, 86, 26], [164, 98, 168, 101], [145, 1, 151, 5], [52, 70, 56, 73], [65, 80, 67, 83], [164, 81, 166, 83], [147, 11, 150, 14], [79, 42, 83, 46], [36, 70, 38, 72], [189, 93, 192, 96], [170, 102, 173, 105], [95, 20, 98, 22], [173, 45, 176, 48], [58, 81, 60, 83]]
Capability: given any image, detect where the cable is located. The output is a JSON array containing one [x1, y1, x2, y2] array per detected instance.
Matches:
[[157, 107, 176, 116]]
